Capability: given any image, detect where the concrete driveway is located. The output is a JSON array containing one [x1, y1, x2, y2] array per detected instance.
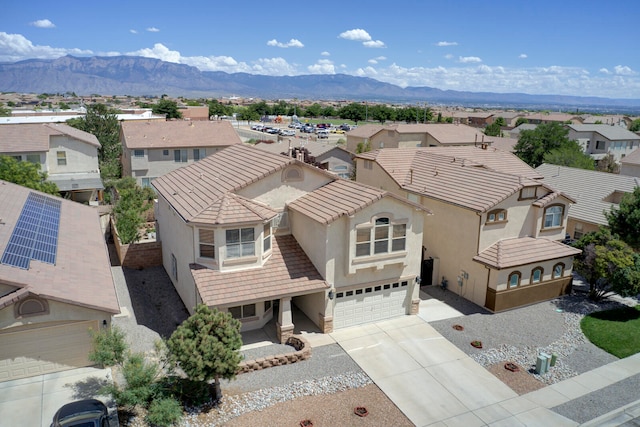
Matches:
[[331, 315, 575, 427], [0, 367, 116, 427]]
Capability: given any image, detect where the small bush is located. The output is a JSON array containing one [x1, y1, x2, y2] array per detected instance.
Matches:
[[146, 397, 183, 427], [88, 326, 127, 367], [105, 353, 159, 408]]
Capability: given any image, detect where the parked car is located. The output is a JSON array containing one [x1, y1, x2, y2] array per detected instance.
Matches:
[[301, 125, 315, 133], [52, 399, 111, 427], [339, 124, 351, 131], [317, 129, 329, 139], [280, 129, 296, 136]]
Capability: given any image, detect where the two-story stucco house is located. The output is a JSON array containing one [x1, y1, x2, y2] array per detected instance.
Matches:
[[356, 146, 580, 312], [567, 124, 640, 162], [152, 143, 429, 342], [345, 123, 491, 153], [0, 180, 119, 382], [120, 120, 242, 188], [536, 163, 640, 240], [0, 123, 103, 203]]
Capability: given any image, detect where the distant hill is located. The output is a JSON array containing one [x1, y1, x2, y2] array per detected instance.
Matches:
[[1, 55, 639, 113]]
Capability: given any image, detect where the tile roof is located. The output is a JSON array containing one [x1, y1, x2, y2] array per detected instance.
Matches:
[[0, 123, 99, 153], [192, 235, 329, 306], [473, 236, 581, 269], [0, 180, 119, 313], [536, 163, 640, 226], [254, 140, 348, 158], [152, 144, 296, 224], [567, 124, 640, 141], [621, 147, 640, 166], [348, 123, 489, 145], [121, 120, 242, 149], [193, 193, 278, 225], [288, 179, 429, 225], [358, 147, 552, 212]]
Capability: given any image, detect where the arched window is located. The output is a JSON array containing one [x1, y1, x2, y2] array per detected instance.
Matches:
[[486, 209, 508, 223], [543, 204, 564, 229], [15, 297, 49, 318], [553, 263, 565, 279], [531, 267, 543, 284], [508, 271, 521, 288], [282, 165, 304, 182]]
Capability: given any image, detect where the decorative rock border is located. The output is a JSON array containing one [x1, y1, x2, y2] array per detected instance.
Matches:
[[237, 336, 312, 374]]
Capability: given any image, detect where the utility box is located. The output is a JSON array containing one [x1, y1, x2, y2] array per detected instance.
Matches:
[[536, 353, 551, 374]]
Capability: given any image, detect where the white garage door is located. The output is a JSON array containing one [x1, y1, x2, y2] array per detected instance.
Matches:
[[334, 280, 409, 329], [0, 320, 99, 382]]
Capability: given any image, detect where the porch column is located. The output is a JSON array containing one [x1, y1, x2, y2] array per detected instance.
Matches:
[[276, 296, 294, 343]]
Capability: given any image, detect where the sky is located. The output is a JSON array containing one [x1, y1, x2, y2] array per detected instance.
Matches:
[[1, 0, 640, 100]]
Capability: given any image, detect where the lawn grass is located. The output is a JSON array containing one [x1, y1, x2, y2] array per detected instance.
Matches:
[[580, 305, 640, 358]]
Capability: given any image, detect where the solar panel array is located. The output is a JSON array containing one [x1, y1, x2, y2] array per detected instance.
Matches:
[[1, 192, 61, 269]]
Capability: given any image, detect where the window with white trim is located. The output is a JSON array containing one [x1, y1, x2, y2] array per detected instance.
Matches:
[[487, 209, 507, 223], [543, 205, 564, 228], [26, 154, 40, 164], [226, 227, 255, 258], [193, 148, 205, 161], [198, 229, 215, 259], [355, 217, 406, 257], [57, 151, 67, 166], [171, 254, 178, 281], [553, 263, 565, 279]]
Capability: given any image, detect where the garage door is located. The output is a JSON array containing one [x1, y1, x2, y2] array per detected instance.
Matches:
[[334, 281, 409, 329], [0, 320, 99, 382]]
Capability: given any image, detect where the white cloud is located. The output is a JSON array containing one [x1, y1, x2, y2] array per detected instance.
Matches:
[[0, 32, 92, 61], [146, 27, 160, 32], [436, 41, 457, 46], [321, 51, 330, 56], [30, 19, 55, 29], [458, 56, 482, 63], [128, 43, 181, 62], [444, 54, 454, 60], [130, 29, 138, 34], [519, 53, 527, 59], [368, 59, 378, 64], [339, 29, 371, 42], [363, 40, 386, 48], [599, 68, 611, 74], [308, 59, 335, 74], [614, 65, 636, 75], [266, 38, 304, 48]]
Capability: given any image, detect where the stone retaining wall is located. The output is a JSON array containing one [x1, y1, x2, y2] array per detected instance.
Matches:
[[237, 336, 311, 374]]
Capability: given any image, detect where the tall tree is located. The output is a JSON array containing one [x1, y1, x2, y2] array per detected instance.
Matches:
[[629, 119, 640, 132], [153, 99, 183, 120], [493, 117, 506, 127], [0, 155, 59, 195], [543, 141, 595, 170], [515, 117, 529, 127], [305, 103, 322, 119], [338, 103, 366, 124], [514, 122, 575, 167], [67, 103, 122, 180], [369, 104, 395, 124], [166, 305, 243, 401], [484, 122, 502, 137], [605, 186, 640, 251]]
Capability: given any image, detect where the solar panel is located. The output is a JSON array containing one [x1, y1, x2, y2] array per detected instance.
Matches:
[[1, 192, 61, 269]]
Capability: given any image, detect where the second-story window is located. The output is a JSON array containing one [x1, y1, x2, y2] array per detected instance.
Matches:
[[543, 205, 564, 228], [531, 267, 543, 284], [193, 148, 205, 161], [487, 209, 507, 223], [57, 151, 67, 166], [356, 217, 406, 257], [226, 227, 255, 258], [263, 223, 271, 252], [133, 149, 145, 158], [199, 229, 215, 259]]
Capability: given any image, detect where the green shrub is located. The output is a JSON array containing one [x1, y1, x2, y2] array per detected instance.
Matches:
[[88, 326, 127, 367], [146, 397, 183, 426], [105, 353, 159, 408]]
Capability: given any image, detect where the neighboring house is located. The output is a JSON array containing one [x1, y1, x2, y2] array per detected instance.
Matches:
[[356, 146, 580, 312], [620, 147, 640, 178], [345, 123, 490, 153], [490, 136, 519, 153], [0, 180, 119, 382], [523, 112, 580, 125], [566, 124, 640, 162], [120, 120, 242, 188], [536, 164, 640, 239], [580, 115, 630, 128], [254, 139, 354, 178], [507, 123, 538, 138], [0, 123, 103, 203], [179, 106, 210, 121], [152, 144, 429, 342]]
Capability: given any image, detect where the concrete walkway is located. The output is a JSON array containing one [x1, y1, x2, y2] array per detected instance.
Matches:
[[328, 301, 640, 427]]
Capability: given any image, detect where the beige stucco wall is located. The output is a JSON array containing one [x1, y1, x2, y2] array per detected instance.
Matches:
[[491, 256, 574, 292], [566, 218, 600, 239], [621, 163, 640, 178], [0, 298, 113, 330], [46, 135, 100, 176]]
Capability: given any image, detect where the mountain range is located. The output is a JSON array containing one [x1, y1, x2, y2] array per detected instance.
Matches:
[[1, 55, 640, 113]]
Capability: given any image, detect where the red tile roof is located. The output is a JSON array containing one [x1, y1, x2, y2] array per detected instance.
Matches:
[[0, 180, 119, 313], [121, 120, 242, 149], [0, 123, 100, 153], [192, 235, 328, 306], [473, 237, 581, 269]]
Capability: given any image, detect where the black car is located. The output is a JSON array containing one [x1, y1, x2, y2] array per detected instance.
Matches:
[[52, 399, 111, 427]]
